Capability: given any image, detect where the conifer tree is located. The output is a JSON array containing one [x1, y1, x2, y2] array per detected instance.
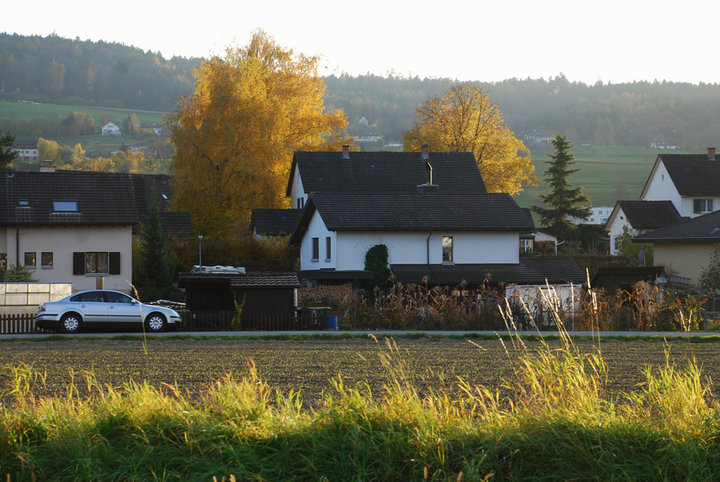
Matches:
[[532, 134, 591, 237], [0, 132, 17, 172], [135, 202, 172, 301]]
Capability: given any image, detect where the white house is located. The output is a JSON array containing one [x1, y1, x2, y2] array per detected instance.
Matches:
[[640, 148, 720, 218], [284, 146, 585, 288], [101, 122, 122, 136], [605, 200, 681, 255]]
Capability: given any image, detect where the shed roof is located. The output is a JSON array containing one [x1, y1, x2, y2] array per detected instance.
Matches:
[[250, 209, 303, 237], [634, 210, 720, 243]]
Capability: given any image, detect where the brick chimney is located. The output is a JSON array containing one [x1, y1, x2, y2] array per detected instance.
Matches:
[[421, 142, 429, 160], [342, 144, 350, 159], [708, 147, 716, 161]]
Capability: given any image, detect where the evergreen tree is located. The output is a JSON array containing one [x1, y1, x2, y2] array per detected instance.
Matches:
[[532, 134, 591, 237], [134, 203, 172, 300], [0, 132, 17, 172]]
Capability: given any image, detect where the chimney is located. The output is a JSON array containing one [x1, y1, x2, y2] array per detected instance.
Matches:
[[342, 144, 350, 159], [421, 142, 429, 160], [708, 147, 716, 161]]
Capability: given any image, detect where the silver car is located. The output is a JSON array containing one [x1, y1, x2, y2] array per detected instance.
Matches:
[[35, 290, 182, 333]]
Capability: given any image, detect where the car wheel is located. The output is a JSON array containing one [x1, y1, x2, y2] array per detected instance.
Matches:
[[145, 313, 166, 332], [61, 313, 82, 333]]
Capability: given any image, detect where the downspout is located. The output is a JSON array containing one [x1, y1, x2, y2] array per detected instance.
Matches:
[[426, 233, 432, 264]]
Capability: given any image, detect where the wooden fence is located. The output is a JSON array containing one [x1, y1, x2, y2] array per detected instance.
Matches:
[[0, 313, 40, 334], [182, 309, 331, 331]]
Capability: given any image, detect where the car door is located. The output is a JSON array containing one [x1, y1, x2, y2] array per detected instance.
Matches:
[[70, 291, 108, 324], [104, 291, 143, 325]]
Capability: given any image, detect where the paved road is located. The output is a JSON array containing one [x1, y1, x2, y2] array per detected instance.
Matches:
[[2, 330, 720, 339]]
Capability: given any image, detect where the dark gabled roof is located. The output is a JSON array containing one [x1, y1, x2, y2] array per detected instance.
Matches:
[[656, 154, 720, 197], [250, 209, 303, 237], [290, 193, 533, 243], [390, 258, 585, 286], [287, 151, 487, 196], [616, 200, 681, 230], [132, 174, 193, 238], [634, 210, 720, 243], [0, 171, 138, 226]]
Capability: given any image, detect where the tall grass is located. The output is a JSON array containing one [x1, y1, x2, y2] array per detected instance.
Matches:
[[2, 328, 720, 479]]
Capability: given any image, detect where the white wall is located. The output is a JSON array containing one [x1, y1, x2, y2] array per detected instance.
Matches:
[[606, 207, 634, 255], [299, 211, 520, 270], [0, 225, 134, 292], [642, 161, 682, 212], [289, 169, 308, 209]]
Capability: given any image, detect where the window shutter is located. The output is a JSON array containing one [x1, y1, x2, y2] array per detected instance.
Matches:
[[73, 252, 85, 275], [109, 252, 121, 275]]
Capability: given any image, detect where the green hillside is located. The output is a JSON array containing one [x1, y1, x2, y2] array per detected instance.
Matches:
[[514, 144, 692, 208], [0, 100, 167, 125]]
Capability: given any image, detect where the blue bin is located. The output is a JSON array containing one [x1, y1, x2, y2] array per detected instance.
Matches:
[[327, 315, 338, 330]]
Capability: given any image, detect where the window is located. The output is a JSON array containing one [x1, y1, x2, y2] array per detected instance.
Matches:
[[693, 199, 714, 214], [105, 291, 135, 304], [41, 252, 53, 268], [520, 238, 533, 254], [326, 236, 332, 261], [53, 200, 78, 212], [311, 238, 319, 261], [442, 236, 454, 263], [73, 252, 121, 275], [17, 199, 29, 207], [70, 291, 105, 303], [24, 252, 36, 268], [0, 253, 6, 271], [297, 197, 305, 209]]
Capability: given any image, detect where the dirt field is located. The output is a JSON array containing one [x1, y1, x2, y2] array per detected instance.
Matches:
[[1, 336, 718, 403]]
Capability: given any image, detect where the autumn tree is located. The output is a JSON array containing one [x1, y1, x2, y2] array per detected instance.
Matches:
[[169, 31, 349, 238], [532, 134, 591, 237], [402, 85, 537, 194]]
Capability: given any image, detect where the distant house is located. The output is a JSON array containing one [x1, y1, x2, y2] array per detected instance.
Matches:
[[633, 210, 720, 285], [568, 206, 613, 226], [605, 200, 682, 254], [101, 122, 121, 136], [11, 139, 39, 161], [641, 148, 720, 218]]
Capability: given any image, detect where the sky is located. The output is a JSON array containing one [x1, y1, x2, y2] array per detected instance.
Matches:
[[3, 0, 719, 85]]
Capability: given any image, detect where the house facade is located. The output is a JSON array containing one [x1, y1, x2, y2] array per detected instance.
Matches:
[[101, 122, 121, 136], [0, 171, 192, 293], [640, 148, 720, 218], [633, 210, 720, 285]]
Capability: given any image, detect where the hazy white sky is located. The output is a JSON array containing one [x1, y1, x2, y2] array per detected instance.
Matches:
[[3, 0, 718, 84]]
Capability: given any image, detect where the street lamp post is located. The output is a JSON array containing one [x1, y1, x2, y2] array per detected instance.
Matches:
[[198, 235, 203, 268]]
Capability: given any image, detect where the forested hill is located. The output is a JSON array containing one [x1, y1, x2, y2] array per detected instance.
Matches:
[[3, 33, 720, 148], [0, 33, 199, 111]]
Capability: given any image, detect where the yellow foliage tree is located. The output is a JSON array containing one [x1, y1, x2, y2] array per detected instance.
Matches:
[[403, 85, 537, 194], [169, 31, 349, 238]]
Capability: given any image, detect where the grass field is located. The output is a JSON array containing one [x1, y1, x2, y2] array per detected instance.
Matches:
[[0, 335, 716, 401], [515, 143, 697, 208], [2, 334, 720, 479], [0, 99, 168, 125]]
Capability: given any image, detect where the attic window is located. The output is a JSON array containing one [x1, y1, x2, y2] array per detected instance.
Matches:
[[53, 200, 78, 212], [17, 199, 29, 207]]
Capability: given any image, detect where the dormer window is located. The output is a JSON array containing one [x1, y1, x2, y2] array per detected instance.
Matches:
[[53, 200, 78, 212]]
